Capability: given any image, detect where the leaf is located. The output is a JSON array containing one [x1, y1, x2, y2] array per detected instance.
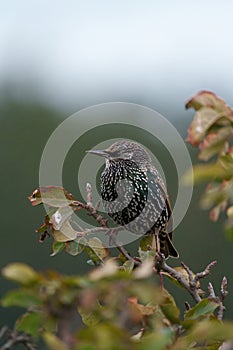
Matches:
[[183, 164, 230, 185], [218, 153, 233, 174], [185, 299, 219, 321], [200, 182, 231, 210], [187, 320, 233, 343], [128, 297, 156, 317], [2, 289, 41, 308], [133, 258, 154, 279], [77, 324, 130, 350], [50, 241, 65, 256], [186, 91, 233, 147], [65, 237, 86, 256], [186, 90, 233, 115], [43, 332, 68, 350], [17, 312, 43, 337], [84, 237, 110, 264], [136, 328, 174, 350], [187, 107, 221, 146], [123, 260, 134, 273], [89, 259, 118, 281], [78, 303, 101, 326], [198, 127, 233, 161], [50, 207, 74, 230], [160, 289, 181, 324], [139, 235, 153, 251], [28, 186, 74, 208], [161, 266, 202, 293], [52, 220, 78, 242], [2, 263, 39, 285], [227, 205, 233, 218]]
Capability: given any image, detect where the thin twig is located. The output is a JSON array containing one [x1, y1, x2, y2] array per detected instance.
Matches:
[[208, 282, 216, 299], [159, 258, 218, 303], [217, 276, 228, 321], [194, 260, 217, 282], [160, 259, 201, 303], [86, 183, 93, 207], [0, 328, 36, 350]]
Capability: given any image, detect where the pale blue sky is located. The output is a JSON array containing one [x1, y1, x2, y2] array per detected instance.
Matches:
[[1, 0, 233, 111]]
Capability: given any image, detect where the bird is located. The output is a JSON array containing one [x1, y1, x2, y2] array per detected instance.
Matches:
[[87, 140, 179, 259]]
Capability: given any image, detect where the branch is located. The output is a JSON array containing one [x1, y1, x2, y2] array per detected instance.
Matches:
[[159, 257, 217, 303], [0, 327, 36, 350], [217, 276, 228, 321]]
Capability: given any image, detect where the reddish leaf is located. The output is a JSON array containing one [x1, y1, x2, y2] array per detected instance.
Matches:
[[28, 186, 74, 208], [186, 90, 233, 115]]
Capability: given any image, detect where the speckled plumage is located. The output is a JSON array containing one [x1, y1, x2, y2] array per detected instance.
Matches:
[[89, 140, 178, 259]]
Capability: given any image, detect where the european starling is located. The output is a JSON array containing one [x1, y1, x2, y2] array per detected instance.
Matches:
[[88, 140, 179, 259]]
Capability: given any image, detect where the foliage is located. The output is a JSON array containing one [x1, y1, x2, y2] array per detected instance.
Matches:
[[184, 91, 233, 238], [1, 91, 233, 349], [1, 260, 232, 350]]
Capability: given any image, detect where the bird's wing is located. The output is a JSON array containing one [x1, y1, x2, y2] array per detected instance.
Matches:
[[146, 167, 174, 239]]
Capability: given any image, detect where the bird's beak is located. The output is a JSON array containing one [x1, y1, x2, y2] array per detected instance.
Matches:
[[86, 149, 109, 158]]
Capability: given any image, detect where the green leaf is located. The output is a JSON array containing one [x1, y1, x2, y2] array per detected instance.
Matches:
[[77, 324, 130, 350], [183, 163, 230, 185], [43, 332, 68, 350], [2, 263, 39, 285], [187, 320, 233, 343], [65, 237, 86, 256], [136, 328, 174, 350], [2, 289, 41, 308], [17, 312, 43, 337], [50, 241, 65, 256], [160, 289, 181, 324], [185, 299, 219, 321]]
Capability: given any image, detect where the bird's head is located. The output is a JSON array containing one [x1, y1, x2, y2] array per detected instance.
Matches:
[[87, 140, 151, 166]]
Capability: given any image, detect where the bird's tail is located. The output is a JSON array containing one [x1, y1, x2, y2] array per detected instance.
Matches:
[[159, 231, 179, 259]]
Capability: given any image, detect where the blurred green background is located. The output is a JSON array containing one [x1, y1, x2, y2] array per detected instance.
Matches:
[[1, 0, 233, 326]]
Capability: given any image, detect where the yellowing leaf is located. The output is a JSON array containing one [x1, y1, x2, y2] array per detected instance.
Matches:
[[89, 259, 118, 281], [52, 221, 78, 242], [43, 332, 68, 350], [65, 238, 86, 256], [123, 260, 134, 273], [50, 207, 74, 230], [2, 263, 39, 285], [183, 164, 229, 185], [84, 237, 110, 264], [133, 258, 154, 279]]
